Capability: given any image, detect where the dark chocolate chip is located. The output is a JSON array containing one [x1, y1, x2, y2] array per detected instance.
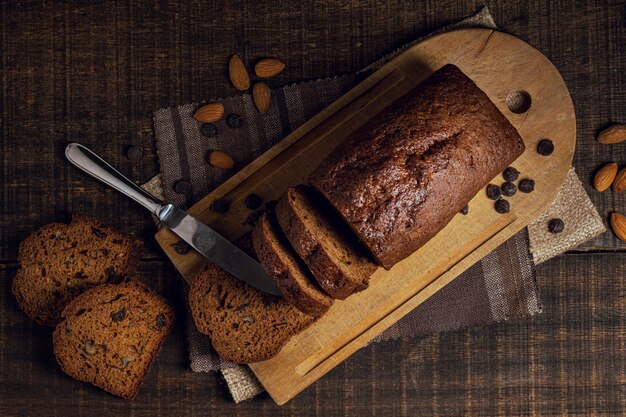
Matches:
[[494, 198, 510, 214], [234, 303, 250, 311], [91, 227, 106, 238], [126, 145, 144, 161], [172, 241, 191, 255], [459, 205, 469, 215], [548, 218, 565, 234], [105, 267, 116, 279], [101, 248, 109, 256], [501, 181, 517, 197], [503, 167, 520, 182], [173, 180, 192, 195], [244, 194, 263, 210], [537, 139, 554, 156], [519, 179, 535, 193], [156, 313, 166, 329], [486, 184, 502, 200], [211, 199, 230, 214], [74, 271, 88, 279], [225, 113, 244, 128], [111, 309, 126, 322], [200, 122, 219, 137]]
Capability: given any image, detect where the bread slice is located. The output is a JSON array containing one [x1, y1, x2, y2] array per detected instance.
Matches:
[[189, 233, 317, 363], [12, 214, 142, 325], [276, 185, 377, 299], [252, 211, 332, 316], [52, 280, 174, 400]]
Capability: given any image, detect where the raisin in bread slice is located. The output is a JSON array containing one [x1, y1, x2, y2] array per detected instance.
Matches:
[[276, 185, 377, 299], [12, 214, 142, 325], [52, 280, 174, 400], [252, 211, 332, 316], [189, 233, 317, 363]]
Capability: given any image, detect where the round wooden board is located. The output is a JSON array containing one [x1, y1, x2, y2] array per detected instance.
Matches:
[[155, 29, 576, 405]]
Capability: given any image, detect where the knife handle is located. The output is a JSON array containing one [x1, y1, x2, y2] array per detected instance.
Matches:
[[65, 143, 163, 215]]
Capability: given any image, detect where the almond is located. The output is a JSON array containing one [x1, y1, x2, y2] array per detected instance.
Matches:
[[597, 124, 626, 144], [613, 167, 626, 192], [254, 58, 285, 78], [194, 103, 224, 122], [208, 150, 235, 170], [229, 55, 250, 91], [610, 212, 626, 242], [252, 82, 271, 113], [593, 162, 618, 192]]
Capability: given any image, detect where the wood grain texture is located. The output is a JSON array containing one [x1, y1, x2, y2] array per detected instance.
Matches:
[[0, 0, 624, 415], [0, 254, 623, 416]]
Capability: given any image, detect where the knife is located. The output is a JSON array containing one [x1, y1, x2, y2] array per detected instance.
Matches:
[[64, 143, 282, 296]]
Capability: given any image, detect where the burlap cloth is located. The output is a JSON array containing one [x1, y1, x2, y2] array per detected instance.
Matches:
[[145, 6, 606, 402]]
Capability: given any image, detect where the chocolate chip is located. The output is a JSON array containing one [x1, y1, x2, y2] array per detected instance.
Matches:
[[548, 218, 565, 234], [459, 205, 469, 215], [519, 178, 535, 193], [503, 167, 520, 182], [126, 145, 144, 161], [234, 303, 250, 311], [244, 194, 263, 210], [486, 184, 502, 200], [172, 241, 191, 255], [211, 199, 230, 214], [537, 139, 554, 156], [501, 181, 517, 197], [225, 113, 244, 128], [156, 313, 166, 329], [105, 267, 116, 279], [200, 122, 218, 137], [101, 248, 109, 256], [111, 309, 126, 322], [74, 271, 88, 279], [173, 180, 192, 195], [494, 198, 510, 214], [91, 227, 106, 238]]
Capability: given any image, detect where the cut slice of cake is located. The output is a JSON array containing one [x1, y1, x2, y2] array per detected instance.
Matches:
[[12, 214, 142, 325], [252, 211, 332, 316], [52, 280, 174, 400], [189, 233, 317, 364], [276, 185, 377, 299]]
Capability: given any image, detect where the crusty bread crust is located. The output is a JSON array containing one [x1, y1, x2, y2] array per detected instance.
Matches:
[[310, 64, 525, 268]]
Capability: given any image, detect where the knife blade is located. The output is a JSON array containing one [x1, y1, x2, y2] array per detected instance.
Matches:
[[64, 142, 281, 296], [157, 203, 281, 296]]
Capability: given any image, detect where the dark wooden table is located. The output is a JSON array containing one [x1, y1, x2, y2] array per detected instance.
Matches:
[[1, 1, 624, 415]]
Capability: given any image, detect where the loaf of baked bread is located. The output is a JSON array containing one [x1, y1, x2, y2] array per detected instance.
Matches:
[[52, 280, 174, 400], [12, 214, 142, 325], [252, 210, 332, 316], [310, 64, 525, 268], [189, 233, 317, 363], [276, 185, 377, 299]]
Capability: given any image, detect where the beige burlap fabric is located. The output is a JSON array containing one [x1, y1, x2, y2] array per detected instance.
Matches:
[[145, 6, 606, 402]]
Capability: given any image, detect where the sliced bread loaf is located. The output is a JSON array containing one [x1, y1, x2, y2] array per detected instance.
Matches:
[[12, 214, 142, 325], [276, 185, 377, 299], [189, 233, 317, 363], [52, 280, 175, 400], [252, 211, 333, 316]]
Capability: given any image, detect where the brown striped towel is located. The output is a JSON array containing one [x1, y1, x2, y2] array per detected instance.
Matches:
[[148, 6, 606, 402]]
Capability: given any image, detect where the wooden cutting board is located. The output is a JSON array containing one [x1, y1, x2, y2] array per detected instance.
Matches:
[[155, 28, 575, 404]]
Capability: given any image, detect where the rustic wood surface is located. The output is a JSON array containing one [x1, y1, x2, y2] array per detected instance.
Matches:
[[0, 0, 624, 415]]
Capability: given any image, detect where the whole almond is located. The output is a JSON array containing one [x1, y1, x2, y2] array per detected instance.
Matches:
[[597, 124, 626, 144], [610, 212, 626, 242], [194, 103, 224, 122], [208, 151, 235, 170], [253, 82, 271, 113], [593, 162, 618, 192], [229, 55, 250, 91], [254, 58, 285, 78], [613, 167, 626, 192]]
